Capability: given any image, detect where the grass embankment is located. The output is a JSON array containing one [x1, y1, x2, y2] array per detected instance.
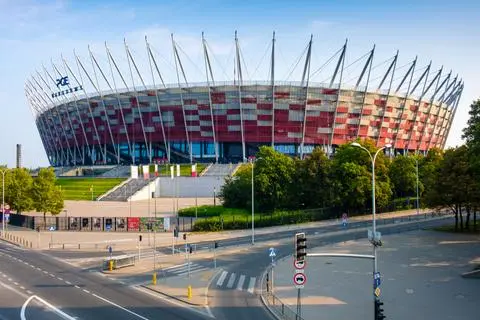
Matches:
[[179, 205, 333, 232], [56, 178, 126, 200], [151, 164, 207, 177]]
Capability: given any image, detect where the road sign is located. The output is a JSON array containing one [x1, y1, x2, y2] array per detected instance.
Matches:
[[368, 229, 382, 241], [269, 247, 276, 258], [49, 226, 56, 231], [374, 272, 381, 288], [374, 287, 381, 297], [293, 272, 306, 288], [294, 259, 306, 270]]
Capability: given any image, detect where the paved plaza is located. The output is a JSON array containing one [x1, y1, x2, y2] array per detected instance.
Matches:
[[273, 229, 480, 320]]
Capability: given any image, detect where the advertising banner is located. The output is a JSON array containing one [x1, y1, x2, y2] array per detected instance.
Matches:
[[127, 217, 140, 230]]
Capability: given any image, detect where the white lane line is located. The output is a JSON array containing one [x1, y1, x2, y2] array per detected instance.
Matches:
[[49, 274, 55, 277], [216, 271, 228, 286], [21, 295, 76, 320], [26, 290, 33, 295], [83, 289, 90, 294], [57, 277, 63, 281], [7, 278, 12, 281], [247, 277, 256, 294], [43, 270, 48, 274], [36, 267, 41, 271], [74, 285, 80, 289], [91, 293, 149, 320], [133, 286, 213, 319], [20, 286, 25, 290], [14, 282, 19, 286], [2, 274, 6, 278], [176, 266, 208, 277], [226, 273, 236, 289], [65, 281, 72, 285], [236, 275, 246, 291], [119, 281, 126, 285]]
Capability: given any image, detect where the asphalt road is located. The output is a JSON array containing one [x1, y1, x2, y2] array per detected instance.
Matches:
[[0, 241, 211, 320]]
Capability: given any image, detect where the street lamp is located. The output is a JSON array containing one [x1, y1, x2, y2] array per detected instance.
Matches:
[[414, 156, 420, 215], [248, 156, 262, 245], [351, 142, 391, 294]]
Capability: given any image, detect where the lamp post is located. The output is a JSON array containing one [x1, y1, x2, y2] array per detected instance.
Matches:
[[248, 156, 262, 245], [351, 142, 391, 293], [415, 157, 420, 215], [1, 169, 6, 236]]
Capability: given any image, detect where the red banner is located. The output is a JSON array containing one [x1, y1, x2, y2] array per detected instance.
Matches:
[[127, 217, 140, 230]]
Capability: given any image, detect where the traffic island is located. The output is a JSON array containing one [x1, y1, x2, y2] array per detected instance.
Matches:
[[140, 269, 219, 306]]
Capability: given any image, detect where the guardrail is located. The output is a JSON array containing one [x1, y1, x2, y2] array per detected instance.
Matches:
[[102, 254, 136, 270]]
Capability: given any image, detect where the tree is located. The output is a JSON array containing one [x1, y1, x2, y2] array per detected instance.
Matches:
[[254, 146, 296, 212], [462, 99, 480, 230], [291, 147, 331, 209], [389, 155, 423, 198], [32, 168, 64, 226], [6, 168, 34, 213], [220, 165, 252, 210], [424, 146, 475, 231], [331, 139, 392, 213]]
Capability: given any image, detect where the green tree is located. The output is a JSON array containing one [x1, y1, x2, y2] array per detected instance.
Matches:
[[389, 155, 423, 198], [219, 165, 252, 210], [5, 168, 34, 213], [462, 99, 480, 230], [424, 146, 474, 231], [331, 139, 392, 213], [32, 168, 64, 226], [291, 147, 332, 209], [254, 146, 296, 212]]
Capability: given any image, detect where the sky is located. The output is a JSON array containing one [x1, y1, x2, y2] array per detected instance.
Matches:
[[0, 0, 479, 168]]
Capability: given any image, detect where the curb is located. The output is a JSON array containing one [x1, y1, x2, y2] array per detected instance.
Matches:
[[461, 268, 480, 279], [205, 268, 224, 306], [0, 236, 23, 248]]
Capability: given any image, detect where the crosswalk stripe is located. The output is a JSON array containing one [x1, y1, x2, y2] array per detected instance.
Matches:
[[177, 267, 208, 277], [226, 273, 236, 289], [162, 263, 188, 271], [236, 275, 246, 291], [216, 271, 228, 286], [247, 277, 256, 294]]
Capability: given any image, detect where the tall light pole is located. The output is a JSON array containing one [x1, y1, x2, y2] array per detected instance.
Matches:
[[1, 169, 6, 236], [415, 157, 420, 215], [351, 142, 391, 292]]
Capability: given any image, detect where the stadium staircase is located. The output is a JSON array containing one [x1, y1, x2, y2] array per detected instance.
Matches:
[[99, 178, 155, 202], [202, 163, 240, 176], [100, 165, 131, 178]]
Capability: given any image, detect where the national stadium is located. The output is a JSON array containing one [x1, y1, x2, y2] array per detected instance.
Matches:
[[25, 33, 463, 167]]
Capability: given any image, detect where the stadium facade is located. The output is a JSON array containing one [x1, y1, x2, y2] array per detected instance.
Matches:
[[25, 34, 463, 166]]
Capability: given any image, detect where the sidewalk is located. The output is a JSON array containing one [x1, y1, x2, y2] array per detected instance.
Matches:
[[0, 208, 440, 251]]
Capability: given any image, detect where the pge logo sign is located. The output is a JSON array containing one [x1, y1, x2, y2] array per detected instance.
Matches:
[[51, 76, 83, 98], [56, 76, 69, 88]]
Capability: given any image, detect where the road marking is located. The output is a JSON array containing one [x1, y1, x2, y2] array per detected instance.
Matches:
[[49, 274, 55, 277], [216, 271, 228, 286], [43, 270, 48, 274], [91, 293, 149, 320], [236, 275, 246, 291], [26, 290, 32, 295], [74, 285, 80, 289], [133, 286, 214, 319], [83, 289, 90, 293], [247, 277, 256, 294], [7, 278, 12, 281], [65, 281, 72, 285], [57, 277, 63, 281], [20, 286, 25, 290], [21, 295, 76, 320], [226, 273, 236, 288], [14, 282, 19, 286], [162, 263, 188, 271]]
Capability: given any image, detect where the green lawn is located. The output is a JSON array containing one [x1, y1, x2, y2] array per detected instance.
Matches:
[[152, 164, 208, 177], [56, 178, 126, 200]]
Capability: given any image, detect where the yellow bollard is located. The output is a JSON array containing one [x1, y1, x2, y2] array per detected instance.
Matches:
[[109, 260, 113, 271], [152, 273, 157, 285], [187, 285, 192, 300]]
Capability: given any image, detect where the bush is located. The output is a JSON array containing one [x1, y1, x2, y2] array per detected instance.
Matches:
[[178, 205, 249, 218]]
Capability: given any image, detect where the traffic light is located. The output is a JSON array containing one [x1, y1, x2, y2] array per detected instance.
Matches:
[[375, 298, 385, 320], [214, 241, 219, 249], [139, 235, 142, 242], [295, 232, 307, 261], [183, 233, 187, 241], [189, 245, 193, 254], [173, 227, 179, 238]]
